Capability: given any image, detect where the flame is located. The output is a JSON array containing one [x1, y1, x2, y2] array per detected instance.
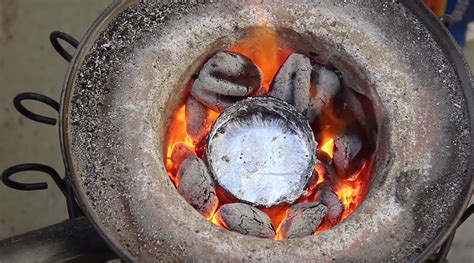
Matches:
[[273, 207, 290, 240], [320, 137, 334, 158], [165, 105, 195, 175], [208, 211, 225, 227], [297, 164, 325, 205], [315, 169, 326, 185], [424, 0, 447, 16], [166, 104, 219, 166], [259, 204, 290, 240], [164, 28, 376, 239], [165, 96, 220, 186], [207, 108, 220, 124], [335, 159, 373, 221], [228, 27, 292, 94]]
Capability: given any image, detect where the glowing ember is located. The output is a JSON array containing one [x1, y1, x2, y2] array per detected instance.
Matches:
[[166, 105, 194, 171], [208, 212, 224, 227], [228, 27, 292, 94], [335, 160, 372, 220], [166, 103, 219, 173], [320, 137, 334, 158], [164, 26, 376, 239], [274, 208, 290, 240]]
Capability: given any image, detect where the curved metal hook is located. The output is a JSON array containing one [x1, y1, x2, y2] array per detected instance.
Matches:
[[2, 163, 65, 195], [13, 92, 60, 125], [2, 163, 83, 219], [50, 31, 79, 62]]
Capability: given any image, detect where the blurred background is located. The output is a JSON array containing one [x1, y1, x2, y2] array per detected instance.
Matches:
[[0, 0, 472, 261]]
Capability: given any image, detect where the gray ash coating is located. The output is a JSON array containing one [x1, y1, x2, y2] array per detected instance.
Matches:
[[279, 202, 328, 239], [185, 96, 208, 144], [216, 203, 275, 239], [176, 156, 218, 218], [69, 1, 208, 261], [364, 1, 472, 260], [65, 0, 473, 262], [270, 53, 312, 113], [191, 51, 262, 112]]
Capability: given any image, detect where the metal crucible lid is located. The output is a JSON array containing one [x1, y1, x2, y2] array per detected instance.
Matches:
[[206, 97, 317, 207]]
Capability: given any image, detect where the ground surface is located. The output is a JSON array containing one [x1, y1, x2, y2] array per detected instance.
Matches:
[[0, 0, 472, 261]]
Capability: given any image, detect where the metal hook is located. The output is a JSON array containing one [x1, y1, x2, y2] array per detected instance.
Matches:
[[2, 163, 83, 219], [13, 92, 60, 125], [2, 163, 65, 195], [50, 31, 79, 62]]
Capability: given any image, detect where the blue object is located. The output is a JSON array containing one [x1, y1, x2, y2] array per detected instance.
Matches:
[[446, 0, 474, 46]]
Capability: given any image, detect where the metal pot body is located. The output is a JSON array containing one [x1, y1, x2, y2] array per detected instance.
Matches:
[[59, 0, 474, 261]]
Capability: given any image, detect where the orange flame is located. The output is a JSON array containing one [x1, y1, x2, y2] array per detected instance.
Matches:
[[228, 27, 292, 94], [208, 211, 225, 227], [273, 207, 290, 240], [207, 108, 220, 124], [320, 137, 334, 158], [165, 27, 375, 239], [335, 159, 373, 221], [165, 105, 195, 175], [259, 204, 290, 240], [165, 100, 220, 186]]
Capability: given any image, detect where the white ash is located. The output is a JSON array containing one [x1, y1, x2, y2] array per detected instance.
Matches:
[[216, 203, 275, 238], [191, 51, 262, 112], [207, 97, 316, 207], [307, 64, 342, 123], [185, 96, 209, 144], [269, 53, 312, 113], [279, 202, 328, 239], [177, 156, 218, 218]]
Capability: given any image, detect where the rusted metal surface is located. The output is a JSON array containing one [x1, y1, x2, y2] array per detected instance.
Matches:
[[59, 0, 473, 261]]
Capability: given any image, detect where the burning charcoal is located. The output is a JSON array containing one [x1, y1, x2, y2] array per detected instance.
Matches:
[[177, 156, 218, 218], [279, 202, 328, 239], [333, 132, 362, 175], [269, 53, 312, 113], [315, 181, 343, 225], [216, 203, 275, 238], [341, 88, 366, 127], [315, 162, 337, 187], [170, 143, 194, 167], [307, 65, 341, 123], [308, 52, 334, 68], [185, 96, 209, 144], [191, 51, 262, 112], [316, 149, 332, 164]]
